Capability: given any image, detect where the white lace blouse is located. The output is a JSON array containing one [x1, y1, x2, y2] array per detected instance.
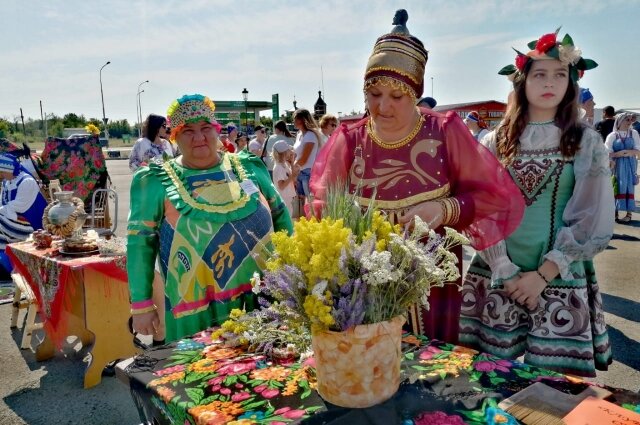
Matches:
[[478, 123, 614, 283], [129, 138, 176, 172]]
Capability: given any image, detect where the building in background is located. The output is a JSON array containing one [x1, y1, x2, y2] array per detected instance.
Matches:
[[213, 99, 274, 134], [314, 91, 327, 120], [434, 100, 507, 129], [338, 100, 508, 130]]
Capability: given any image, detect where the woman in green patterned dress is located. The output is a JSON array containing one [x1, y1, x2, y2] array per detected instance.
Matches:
[[459, 30, 614, 377], [128, 94, 293, 342]]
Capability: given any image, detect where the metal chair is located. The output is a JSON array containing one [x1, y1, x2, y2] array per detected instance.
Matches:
[[48, 179, 61, 200], [89, 188, 118, 237]]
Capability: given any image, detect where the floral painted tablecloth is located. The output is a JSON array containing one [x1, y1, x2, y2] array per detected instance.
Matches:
[[6, 241, 127, 347], [124, 330, 640, 425]]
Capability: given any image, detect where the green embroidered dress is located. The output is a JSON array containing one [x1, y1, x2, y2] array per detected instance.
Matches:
[[127, 151, 293, 342], [459, 123, 614, 377]]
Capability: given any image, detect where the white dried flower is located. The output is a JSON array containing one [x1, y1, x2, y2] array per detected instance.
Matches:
[[361, 250, 397, 286], [251, 272, 262, 294], [558, 44, 582, 66], [311, 280, 328, 299], [412, 215, 431, 237]]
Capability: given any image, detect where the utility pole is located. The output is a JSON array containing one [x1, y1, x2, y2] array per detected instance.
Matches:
[[137, 80, 149, 137], [40, 101, 44, 132], [99, 61, 111, 139], [20, 108, 26, 136]]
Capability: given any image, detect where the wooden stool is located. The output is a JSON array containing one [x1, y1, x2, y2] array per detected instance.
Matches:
[[10, 273, 43, 349]]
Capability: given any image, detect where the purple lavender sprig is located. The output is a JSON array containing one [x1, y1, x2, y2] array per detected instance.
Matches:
[[331, 277, 367, 330], [261, 265, 306, 312]]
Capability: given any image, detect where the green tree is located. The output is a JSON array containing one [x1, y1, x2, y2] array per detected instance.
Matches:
[[49, 121, 64, 138], [107, 119, 132, 138], [62, 113, 86, 128], [0, 119, 10, 138], [260, 116, 273, 129]]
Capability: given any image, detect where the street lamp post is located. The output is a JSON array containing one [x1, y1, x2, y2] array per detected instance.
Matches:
[[137, 80, 149, 136], [242, 88, 249, 133], [137, 89, 145, 137], [99, 61, 111, 139]]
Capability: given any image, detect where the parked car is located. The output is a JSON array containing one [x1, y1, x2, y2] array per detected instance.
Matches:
[[67, 134, 109, 148]]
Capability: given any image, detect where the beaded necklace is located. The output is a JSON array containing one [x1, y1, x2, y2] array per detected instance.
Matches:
[[367, 113, 425, 149]]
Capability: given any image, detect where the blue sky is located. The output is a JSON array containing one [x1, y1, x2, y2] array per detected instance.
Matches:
[[2, 0, 639, 125]]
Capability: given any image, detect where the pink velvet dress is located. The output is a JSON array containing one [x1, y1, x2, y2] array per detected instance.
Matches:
[[310, 108, 524, 343]]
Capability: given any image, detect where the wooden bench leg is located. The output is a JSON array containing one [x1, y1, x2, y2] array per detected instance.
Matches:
[[21, 303, 39, 349], [10, 285, 22, 328]]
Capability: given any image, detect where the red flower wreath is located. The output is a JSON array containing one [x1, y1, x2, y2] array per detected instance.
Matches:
[[498, 27, 598, 83], [515, 54, 529, 71], [535, 32, 557, 53]]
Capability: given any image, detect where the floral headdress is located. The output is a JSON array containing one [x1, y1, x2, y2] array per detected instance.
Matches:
[[166, 94, 222, 141], [498, 27, 597, 83]]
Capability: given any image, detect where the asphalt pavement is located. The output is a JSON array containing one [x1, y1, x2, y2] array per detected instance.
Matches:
[[0, 159, 637, 424]]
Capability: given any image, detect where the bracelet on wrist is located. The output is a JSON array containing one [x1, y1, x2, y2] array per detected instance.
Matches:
[[436, 197, 461, 226], [535, 269, 551, 285], [131, 305, 157, 315]]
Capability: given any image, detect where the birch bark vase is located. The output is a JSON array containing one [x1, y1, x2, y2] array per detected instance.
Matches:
[[311, 315, 405, 408]]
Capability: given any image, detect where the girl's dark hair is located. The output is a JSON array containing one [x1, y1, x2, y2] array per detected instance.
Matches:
[[142, 114, 166, 142], [274, 120, 292, 137], [497, 60, 583, 164]]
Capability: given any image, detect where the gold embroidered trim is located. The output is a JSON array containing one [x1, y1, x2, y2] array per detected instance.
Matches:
[[365, 65, 421, 84], [366, 113, 425, 150], [363, 76, 416, 99], [354, 183, 450, 210], [162, 154, 253, 214]]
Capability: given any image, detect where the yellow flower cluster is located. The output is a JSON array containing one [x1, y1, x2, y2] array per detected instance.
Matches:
[[211, 311, 248, 344], [84, 123, 100, 136], [229, 308, 245, 320], [268, 217, 351, 285], [363, 211, 401, 251], [303, 293, 335, 332]]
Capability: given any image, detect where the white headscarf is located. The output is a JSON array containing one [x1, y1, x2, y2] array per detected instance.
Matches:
[[613, 112, 635, 133]]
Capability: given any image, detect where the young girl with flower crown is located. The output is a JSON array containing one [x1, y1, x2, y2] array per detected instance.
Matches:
[[459, 29, 614, 377]]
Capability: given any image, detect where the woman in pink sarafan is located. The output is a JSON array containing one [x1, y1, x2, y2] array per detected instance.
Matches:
[[459, 28, 614, 377], [310, 10, 524, 344]]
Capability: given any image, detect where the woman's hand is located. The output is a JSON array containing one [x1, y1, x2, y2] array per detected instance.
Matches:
[[614, 150, 630, 158], [291, 164, 301, 177], [398, 201, 443, 230], [503, 272, 546, 310], [132, 310, 160, 336]]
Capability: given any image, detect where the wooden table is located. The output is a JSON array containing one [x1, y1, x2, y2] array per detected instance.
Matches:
[[7, 241, 140, 388]]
